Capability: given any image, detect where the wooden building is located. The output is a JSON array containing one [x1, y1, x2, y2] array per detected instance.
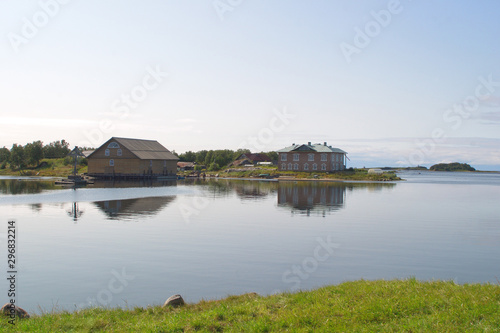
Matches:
[[87, 137, 178, 179], [232, 153, 272, 167]]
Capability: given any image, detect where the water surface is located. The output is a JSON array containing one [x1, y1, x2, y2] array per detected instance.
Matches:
[[0, 172, 499, 314]]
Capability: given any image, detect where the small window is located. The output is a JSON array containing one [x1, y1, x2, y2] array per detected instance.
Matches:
[[149, 160, 153, 167], [321, 163, 326, 170], [304, 163, 309, 171], [105, 149, 110, 156], [117, 149, 122, 156], [308, 154, 314, 161], [108, 142, 120, 148], [163, 160, 167, 167], [321, 154, 327, 161], [293, 154, 299, 161], [313, 163, 317, 170], [288, 163, 292, 170], [281, 163, 286, 170], [293, 163, 299, 170], [109, 159, 114, 166], [281, 154, 287, 161]]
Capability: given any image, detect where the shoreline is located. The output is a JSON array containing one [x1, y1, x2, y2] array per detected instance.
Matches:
[[3, 279, 499, 331]]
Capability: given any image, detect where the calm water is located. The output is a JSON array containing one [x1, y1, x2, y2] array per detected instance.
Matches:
[[0, 171, 499, 314]]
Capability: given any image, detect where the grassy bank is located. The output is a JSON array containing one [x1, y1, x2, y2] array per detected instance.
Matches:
[[3, 279, 499, 332], [0, 158, 87, 177], [203, 167, 402, 181]]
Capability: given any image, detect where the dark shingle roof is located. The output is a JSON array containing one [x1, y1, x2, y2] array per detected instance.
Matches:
[[276, 143, 346, 154], [89, 137, 179, 160]]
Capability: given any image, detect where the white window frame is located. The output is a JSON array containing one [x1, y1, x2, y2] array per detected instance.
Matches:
[[108, 142, 120, 148], [293, 153, 299, 161], [281, 154, 287, 161], [304, 163, 309, 171], [288, 163, 292, 170], [321, 163, 326, 170], [105, 149, 110, 156], [281, 163, 286, 170], [312, 163, 317, 170], [109, 159, 114, 166], [321, 153, 327, 161], [293, 163, 299, 170], [308, 154, 314, 161]]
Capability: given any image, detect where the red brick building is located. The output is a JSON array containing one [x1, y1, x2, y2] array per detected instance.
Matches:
[[276, 142, 347, 172]]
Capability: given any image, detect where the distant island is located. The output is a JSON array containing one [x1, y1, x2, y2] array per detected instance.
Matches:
[[429, 162, 476, 172]]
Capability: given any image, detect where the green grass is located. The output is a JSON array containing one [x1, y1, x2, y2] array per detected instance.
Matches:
[[3, 279, 499, 332], [0, 158, 87, 177]]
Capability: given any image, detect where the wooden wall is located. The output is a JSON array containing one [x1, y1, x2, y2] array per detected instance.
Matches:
[[88, 140, 178, 175]]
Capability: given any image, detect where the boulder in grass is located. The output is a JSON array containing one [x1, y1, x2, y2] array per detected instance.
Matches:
[[162, 294, 185, 308], [0, 303, 30, 319]]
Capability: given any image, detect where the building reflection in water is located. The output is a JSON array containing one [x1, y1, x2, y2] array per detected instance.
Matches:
[[278, 182, 346, 217], [93, 196, 176, 220]]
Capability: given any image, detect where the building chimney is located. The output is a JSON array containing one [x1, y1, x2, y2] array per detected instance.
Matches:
[[324, 142, 327, 146], [292, 143, 295, 146], [308, 142, 311, 146]]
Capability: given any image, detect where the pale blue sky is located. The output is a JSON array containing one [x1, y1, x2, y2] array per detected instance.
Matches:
[[1, 1, 500, 169]]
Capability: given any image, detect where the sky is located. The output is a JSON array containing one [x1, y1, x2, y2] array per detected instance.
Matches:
[[1, 0, 500, 170]]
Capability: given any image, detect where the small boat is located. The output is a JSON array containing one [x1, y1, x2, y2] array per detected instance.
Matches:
[[55, 176, 93, 186]]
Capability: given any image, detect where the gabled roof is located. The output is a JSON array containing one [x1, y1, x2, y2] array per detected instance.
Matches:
[[88, 137, 179, 160], [276, 143, 347, 154], [236, 153, 272, 162], [177, 162, 195, 167]]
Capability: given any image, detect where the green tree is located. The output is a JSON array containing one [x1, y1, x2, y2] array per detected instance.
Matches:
[[196, 150, 208, 165], [10, 144, 26, 170], [204, 150, 214, 167], [24, 140, 44, 166], [43, 140, 70, 158], [208, 162, 220, 171], [266, 151, 278, 161], [0, 147, 10, 163], [179, 151, 196, 162], [233, 149, 251, 160]]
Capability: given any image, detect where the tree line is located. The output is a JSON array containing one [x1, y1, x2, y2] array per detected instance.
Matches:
[[176, 149, 278, 171], [0, 139, 278, 172], [0, 140, 72, 170]]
